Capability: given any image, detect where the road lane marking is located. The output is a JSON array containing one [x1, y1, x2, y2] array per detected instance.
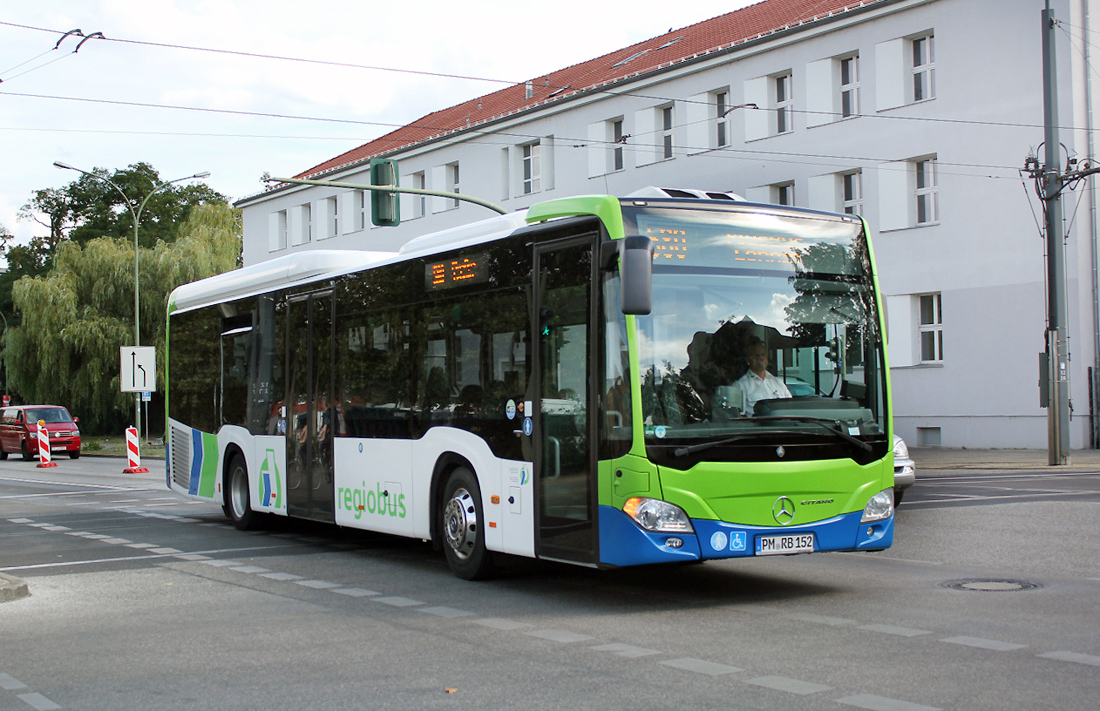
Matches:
[[16, 692, 61, 710], [857, 624, 932, 637], [418, 606, 475, 618], [590, 643, 660, 658], [1038, 651, 1100, 666], [473, 618, 529, 630], [372, 596, 424, 607], [331, 588, 380, 598], [524, 629, 594, 644], [785, 613, 856, 626], [940, 636, 1026, 652], [744, 675, 832, 695], [295, 580, 340, 589], [659, 658, 742, 675], [0, 673, 28, 690], [836, 694, 940, 711]]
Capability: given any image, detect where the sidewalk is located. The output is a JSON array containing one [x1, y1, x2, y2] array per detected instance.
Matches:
[[910, 447, 1100, 474]]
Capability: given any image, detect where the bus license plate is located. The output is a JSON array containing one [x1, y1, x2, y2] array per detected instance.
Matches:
[[756, 533, 815, 555]]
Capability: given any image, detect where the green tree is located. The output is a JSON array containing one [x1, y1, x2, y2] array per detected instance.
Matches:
[[3, 203, 241, 434]]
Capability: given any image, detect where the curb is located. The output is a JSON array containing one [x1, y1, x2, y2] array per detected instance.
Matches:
[[0, 572, 30, 602]]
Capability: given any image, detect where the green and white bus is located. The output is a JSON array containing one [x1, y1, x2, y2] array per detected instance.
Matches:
[[166, 188, 895, 579]]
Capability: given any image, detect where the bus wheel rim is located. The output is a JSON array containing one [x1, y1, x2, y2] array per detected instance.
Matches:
[[443, 487, 476, 560]]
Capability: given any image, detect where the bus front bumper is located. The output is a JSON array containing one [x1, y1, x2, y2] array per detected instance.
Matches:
[[598, 505, 893, 568]]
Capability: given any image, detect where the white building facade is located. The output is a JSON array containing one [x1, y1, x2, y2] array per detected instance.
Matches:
[[237, 0, 1100, 450]]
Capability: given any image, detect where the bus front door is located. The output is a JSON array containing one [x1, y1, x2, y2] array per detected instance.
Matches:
[[285, 290, 335, 522], [533, 237, 598, 565]]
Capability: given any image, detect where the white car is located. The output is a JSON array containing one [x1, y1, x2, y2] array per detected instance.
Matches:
[[892, 434, 915, 506]]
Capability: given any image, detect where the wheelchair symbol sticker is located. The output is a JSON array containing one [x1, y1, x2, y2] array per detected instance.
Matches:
[[729, 532, 747, 551]]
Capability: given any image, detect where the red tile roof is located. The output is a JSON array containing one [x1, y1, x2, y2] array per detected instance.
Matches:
[[296, 0, 887, 180]]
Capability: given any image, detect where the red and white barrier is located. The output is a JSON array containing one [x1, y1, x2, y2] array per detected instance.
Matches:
[[123, 426, 149, 474], [36, 420, 57, 468]]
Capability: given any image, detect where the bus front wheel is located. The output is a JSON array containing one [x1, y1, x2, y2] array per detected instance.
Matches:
[[440, 467, 497, 580], [224, 454, 259, 531]]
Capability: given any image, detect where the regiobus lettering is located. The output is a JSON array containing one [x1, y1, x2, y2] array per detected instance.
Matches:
[[339, 482, 407, 520]]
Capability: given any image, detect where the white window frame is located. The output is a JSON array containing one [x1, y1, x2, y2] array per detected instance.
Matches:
[[611, 118, 625, 172], [714, 90, 729, 147], [357, 190, 367, 231], [919, 293, 943, 363], [411, 172, 427, 219], [839, 54, 859, 118], [447, 162, 460, 210], [915, 157, 938, 224], [775, 72, 793, 135], [269, 210, 288, 252], [522, 141, 541, 195], [912, 34, 935, 103], [660, 105, 674, 159], [842, 171, 863, 215], [776, 182, 795, 206], [323, 196, 338, 239]]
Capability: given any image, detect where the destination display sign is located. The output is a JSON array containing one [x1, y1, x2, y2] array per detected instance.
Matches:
[[425, 253, 489, 290]]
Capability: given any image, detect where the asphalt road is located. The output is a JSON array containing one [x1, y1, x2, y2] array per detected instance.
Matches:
[[1, 456, 1099, 710]]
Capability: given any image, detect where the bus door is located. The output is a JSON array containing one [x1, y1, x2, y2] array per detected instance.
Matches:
[[532, 237, 598, 565], [285, 289, 335, 522]]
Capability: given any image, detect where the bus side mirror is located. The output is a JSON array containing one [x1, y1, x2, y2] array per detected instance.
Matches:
[[619, 236, 653, 316]]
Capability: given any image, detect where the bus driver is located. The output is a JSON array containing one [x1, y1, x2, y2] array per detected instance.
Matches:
[[735, 338, 791, 414]]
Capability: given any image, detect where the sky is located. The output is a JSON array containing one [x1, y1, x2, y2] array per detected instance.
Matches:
[[0, 1, 755, 254]]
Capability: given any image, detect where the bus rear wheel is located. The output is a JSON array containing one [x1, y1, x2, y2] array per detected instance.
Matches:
[[224, 454, 259, 531], [440, 467, 497, 580]]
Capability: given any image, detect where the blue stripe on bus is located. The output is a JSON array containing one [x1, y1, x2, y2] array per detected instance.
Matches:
[[598, 506, 894, 566], [189, 429, 203, 496]]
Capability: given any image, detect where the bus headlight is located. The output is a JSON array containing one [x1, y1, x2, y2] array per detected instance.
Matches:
[[861, 489, 894, 523], [622, 497, 694, 533]]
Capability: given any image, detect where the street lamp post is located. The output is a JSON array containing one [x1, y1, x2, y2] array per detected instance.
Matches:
[[53, 162, 210, 443]]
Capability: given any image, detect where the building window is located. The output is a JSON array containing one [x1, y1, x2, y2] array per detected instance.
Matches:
[[839, 55, 859, 118], [270, 210, 287, 252], [776, 182, 795, 206], [611, 119, 624, 172], [919, 293, 943, 363], [715, 91, 729, 147], [842, 171, 862, 214], [447, 162, 460, 209], [522, 141, 541, 195], [326, 197, 338, 239], [775, 73, 793, 134], [356, 190, 367, 230], [660, 106, 674, 159], [411, 172, 426, 218], [912, 34, 935, 102], [915, 158, 938, 224]]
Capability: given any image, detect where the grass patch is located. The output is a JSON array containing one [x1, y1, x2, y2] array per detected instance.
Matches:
[[80, 435, 165, 459]]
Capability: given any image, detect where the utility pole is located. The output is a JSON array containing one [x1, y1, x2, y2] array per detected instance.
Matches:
[[1040, 0, 1071, 464]]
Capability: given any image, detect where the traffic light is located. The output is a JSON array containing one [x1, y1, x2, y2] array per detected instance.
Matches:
[[370, 158, 400, 227]]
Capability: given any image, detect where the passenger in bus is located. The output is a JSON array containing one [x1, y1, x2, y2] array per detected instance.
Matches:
[[735, 338, 791, 413]]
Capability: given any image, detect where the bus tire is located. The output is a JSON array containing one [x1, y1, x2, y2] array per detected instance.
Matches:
[[224, 453, 259, 531], [440, 467, 497, 580]]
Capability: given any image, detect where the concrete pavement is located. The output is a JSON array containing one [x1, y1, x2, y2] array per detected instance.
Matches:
[[2, 448, 1095, 605], [911, 447, 1100, 474]]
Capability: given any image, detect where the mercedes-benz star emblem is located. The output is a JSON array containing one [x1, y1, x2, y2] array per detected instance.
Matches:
[[776, 445, 786, 458], [772, 496, 796, 525]]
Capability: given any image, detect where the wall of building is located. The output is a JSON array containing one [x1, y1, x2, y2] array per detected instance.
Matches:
[[237, 0, 1096, 449]]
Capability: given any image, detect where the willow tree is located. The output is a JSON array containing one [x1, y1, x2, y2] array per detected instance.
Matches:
[[4, 203, 241, 433]]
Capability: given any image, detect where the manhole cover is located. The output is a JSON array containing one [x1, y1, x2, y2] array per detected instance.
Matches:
[[940, 579, 1040, 592]]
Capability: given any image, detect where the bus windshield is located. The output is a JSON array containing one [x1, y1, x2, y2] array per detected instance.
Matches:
[[624, 205, 886, 456]]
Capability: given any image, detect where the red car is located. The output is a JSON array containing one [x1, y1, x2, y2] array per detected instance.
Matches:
[[0, 405, 82, 460]]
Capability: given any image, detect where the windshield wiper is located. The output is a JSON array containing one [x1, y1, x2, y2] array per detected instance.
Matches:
[[671, 416, 873, 457]]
